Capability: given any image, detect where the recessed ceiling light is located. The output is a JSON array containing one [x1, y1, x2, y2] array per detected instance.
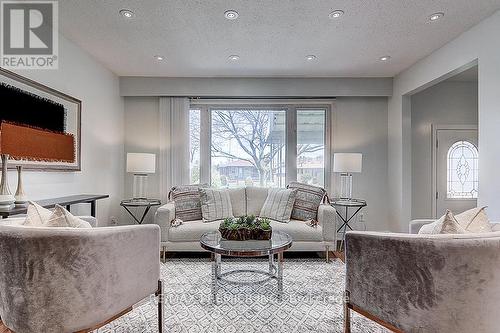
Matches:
[[119, 9, 135, 19], [306, 55, 317, 61], [224, 10, 239, 20], [329, 10, 344, 19], [379, 55, 391, 61], [429, 12, 444, 21], [154, 55, 165, 61], [228, 55, 240, 61]]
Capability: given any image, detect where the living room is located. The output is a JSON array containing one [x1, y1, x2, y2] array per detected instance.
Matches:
[[0, 1, 499, 332]]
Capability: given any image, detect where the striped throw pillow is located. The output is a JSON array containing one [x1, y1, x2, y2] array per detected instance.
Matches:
[[287, 182, 326, 221], [259, 188, 297, 223], [199, 188, 234, 222], [169, 184, 206, 222]]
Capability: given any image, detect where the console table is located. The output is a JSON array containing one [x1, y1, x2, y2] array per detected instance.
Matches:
[[0, 194, 109, 218]]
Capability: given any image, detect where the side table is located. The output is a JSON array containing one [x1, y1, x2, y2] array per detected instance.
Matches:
[[120, 199, 161, 224], [330, 198, 367, 253]]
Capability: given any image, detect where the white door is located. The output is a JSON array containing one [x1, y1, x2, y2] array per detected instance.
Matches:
[[435, 128, 478, 217]]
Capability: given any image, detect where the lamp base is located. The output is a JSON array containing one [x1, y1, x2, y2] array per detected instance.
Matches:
[[133, 174, 149, 200], [339, 173, 353, 201]]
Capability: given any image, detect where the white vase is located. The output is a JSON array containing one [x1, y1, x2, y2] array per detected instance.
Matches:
[[0, 154, 15, 205], [15, 165, 28, 204]]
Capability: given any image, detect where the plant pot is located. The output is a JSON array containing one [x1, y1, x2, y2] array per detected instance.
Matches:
[[219, 227, 272, 241]]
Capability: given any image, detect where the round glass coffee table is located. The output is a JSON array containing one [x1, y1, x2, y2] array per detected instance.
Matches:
[[200, 230, 292, 303]]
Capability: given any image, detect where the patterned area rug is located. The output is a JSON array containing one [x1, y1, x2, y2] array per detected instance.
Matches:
[[97, 258, 389, 333]]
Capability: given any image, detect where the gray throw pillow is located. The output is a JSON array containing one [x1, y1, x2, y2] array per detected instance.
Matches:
[[199, 188, 234, 222], [287, 181, 326, 221], [260, 188, 297, 223], [169, 184, 207, 222]]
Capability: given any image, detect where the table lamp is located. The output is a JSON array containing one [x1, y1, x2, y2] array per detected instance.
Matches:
[[333, 153, 362, 201], [126, 153, 156, 200]]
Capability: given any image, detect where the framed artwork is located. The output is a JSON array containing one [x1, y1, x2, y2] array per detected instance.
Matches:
[[0, 68, 81, 171]]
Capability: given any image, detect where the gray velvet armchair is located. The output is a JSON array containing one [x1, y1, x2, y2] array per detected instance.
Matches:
[[344, 227, 500, 333], [0, 219, 163, 333]]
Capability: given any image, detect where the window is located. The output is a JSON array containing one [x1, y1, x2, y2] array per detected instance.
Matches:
[[297, 109, 325, 187], [189, 109, 200, 183], [447, 141, 478, 199], [190, 103, 330, 189], [211, 108, 286, 188]]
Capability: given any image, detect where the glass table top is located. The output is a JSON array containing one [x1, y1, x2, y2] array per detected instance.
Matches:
[[120, 199, 161, 207], [200, 230, 292, 257], [330, 198, 367, 207]]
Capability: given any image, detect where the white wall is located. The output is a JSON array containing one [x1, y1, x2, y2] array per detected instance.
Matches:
[[333, 97, 389, 231], [120, 77, 392, 97], [411, 81, 478, 219], [388, 10, 500, 231], [123, 97, 160, 224], [124, 96, 390, 230], [7, 34, 124, 224]]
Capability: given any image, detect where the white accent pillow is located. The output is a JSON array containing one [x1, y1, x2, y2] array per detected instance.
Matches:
[[23, 201, 52, 226], [418, 210, 466, 234], [455, 207, 491, 233], [199, 188, 234, 222], [260, 188, 297, 223], [23, 202, 92, 228]]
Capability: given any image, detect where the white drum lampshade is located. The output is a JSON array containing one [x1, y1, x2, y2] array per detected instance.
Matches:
[[126, 153, 156, 199], [126, 153, 156, 174], [333, 153, 362, 173], [333, 153, 362, 200]]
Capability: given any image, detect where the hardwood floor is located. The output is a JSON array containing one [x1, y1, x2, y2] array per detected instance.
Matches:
[[332, 250, 345, 263], [0, 321, 13, 333]]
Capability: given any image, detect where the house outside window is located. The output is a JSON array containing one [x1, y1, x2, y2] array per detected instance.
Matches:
[[189, 102, 330, 190]]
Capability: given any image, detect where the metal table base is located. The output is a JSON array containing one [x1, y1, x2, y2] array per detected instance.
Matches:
[[211, 252, 284, 304]]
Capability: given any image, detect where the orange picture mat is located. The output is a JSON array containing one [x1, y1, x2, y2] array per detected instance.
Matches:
[[0, 122, 75, 163]]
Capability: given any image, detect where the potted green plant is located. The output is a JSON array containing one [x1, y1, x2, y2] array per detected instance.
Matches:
[[219, 215, 272, 240]]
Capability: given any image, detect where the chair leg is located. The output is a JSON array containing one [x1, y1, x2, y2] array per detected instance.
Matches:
[[161, 246, 167, 263], [157, 280, 164, 333], [344, 290, 351, 333], [326, 245, 330, 263]]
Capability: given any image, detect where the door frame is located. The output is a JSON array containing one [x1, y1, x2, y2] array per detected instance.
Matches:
[[431, 124, 478, 218]]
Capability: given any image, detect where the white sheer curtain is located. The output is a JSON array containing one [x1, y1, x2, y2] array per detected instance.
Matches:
[[158, 97, 190, 202]]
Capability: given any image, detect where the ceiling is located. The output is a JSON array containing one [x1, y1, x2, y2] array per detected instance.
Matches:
[[59, 1, 500, 77]]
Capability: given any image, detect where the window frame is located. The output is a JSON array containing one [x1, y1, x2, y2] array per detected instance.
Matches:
[[191, 100, 332, 192]]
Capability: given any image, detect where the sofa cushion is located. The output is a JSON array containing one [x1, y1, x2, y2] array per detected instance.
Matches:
[[228, 188, 246, 217], [168, 220, 219, 242], [200, 188, 234, 222], [271, 220, 323, 242], [170, 184, 205, 222], [455, 207, 492, 233], [246, 187, 269, 216], [168, 219, 323, 242], [287, 181, 326, 221], [418, 210, 466, 234], [260, 188, 297, 223]]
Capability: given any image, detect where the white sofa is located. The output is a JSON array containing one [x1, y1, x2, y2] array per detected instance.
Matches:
[[154, 187, 337, 259]]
